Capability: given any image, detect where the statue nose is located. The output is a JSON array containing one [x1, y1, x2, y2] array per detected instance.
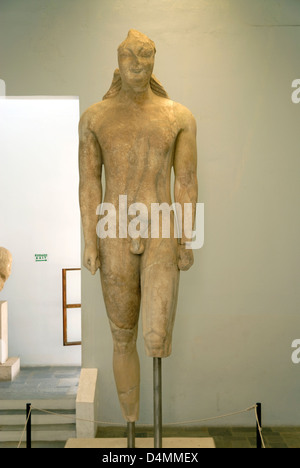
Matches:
[[133, 56, 140, 66]]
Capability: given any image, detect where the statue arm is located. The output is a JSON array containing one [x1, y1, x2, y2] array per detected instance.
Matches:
[[79, 111, 102, 274], [173, 105, 198, 270]]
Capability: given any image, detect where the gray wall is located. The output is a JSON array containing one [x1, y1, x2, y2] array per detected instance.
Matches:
[[1, 0, 300, 426]]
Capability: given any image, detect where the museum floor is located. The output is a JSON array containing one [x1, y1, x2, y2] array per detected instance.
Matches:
[[96, 425, 300, 449], [0, 366, 299, 448]]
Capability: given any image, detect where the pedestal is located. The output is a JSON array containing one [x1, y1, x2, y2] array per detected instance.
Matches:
[[0, 301, 8, 364], [0, 356, 20, 381], [76, 368, 98, 438], [65, 437, 216, 448], [0, 301, 20, 381]]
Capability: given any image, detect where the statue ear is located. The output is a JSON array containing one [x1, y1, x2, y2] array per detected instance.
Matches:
[[150, 74, 169, 99], [102, 69, 122, 100]]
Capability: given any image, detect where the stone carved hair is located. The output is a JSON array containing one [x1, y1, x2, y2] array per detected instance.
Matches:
[[103, 69, 169, 100], [103, 29, 169, 101]]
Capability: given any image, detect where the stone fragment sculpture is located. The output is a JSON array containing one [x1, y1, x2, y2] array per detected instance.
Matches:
[[79, 30, 198, 423], [0, 247, 12, 292]]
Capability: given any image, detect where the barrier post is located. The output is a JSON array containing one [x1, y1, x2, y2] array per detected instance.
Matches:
[[26, 403, 32, 449], [256, 402, 262, 449]]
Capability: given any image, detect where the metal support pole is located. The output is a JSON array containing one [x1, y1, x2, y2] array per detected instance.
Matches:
[[153, 357, 162, 448], [256, 402, 262, 449], [26, 403, 32, 449], [127, 422, 135, 448]]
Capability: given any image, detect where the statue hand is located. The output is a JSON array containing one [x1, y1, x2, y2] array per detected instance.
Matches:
[[177, 244, 194, 271], [83, 244, 100, 275]]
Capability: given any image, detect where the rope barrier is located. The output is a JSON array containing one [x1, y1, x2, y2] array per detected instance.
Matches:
[[165, 404, 257, 425], [17, 402, 266, 448], [17, 404, 32, 449]]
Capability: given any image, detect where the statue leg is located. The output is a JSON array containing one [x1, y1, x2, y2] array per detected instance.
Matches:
[[141, 238, 180, 358], [99, 238, 141, 422], [108, 319, 140, 422]]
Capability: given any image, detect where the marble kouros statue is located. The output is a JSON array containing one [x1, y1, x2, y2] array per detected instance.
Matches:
[[79, 30, 198, 423], [0, 247, 12, 292]]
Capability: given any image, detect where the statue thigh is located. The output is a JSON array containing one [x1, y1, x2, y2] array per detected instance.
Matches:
[[99, 238, 141, 352], [140, 237, 180, 358], [99, 236, 180, 358]]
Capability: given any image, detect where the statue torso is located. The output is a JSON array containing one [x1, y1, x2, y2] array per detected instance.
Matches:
[[90, 96, 180, 208]]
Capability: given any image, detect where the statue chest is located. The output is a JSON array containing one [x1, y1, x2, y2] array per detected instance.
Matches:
[[97, 106, 178, 163]]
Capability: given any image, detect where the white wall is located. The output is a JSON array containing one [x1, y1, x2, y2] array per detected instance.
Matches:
[[0, 97, 81, 365], [0, 0, 300, 426]]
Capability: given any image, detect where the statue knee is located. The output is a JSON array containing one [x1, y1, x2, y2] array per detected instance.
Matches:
[[109, 319, 138, 355], [143, 329, 171, 358]]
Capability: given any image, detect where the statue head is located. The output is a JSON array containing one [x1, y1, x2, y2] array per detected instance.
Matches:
[[117, 29, 156, 91], [0, 247, 12, 292], [103, 29, 169, 100], [118, 29, 156, 57]]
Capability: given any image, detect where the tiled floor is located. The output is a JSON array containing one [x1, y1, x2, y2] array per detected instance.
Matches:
[[1, 367, 300, 448], [0, 366, 80, 400]]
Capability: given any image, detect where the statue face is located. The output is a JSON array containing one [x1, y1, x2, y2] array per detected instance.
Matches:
[[118, 33, 155, 91]]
